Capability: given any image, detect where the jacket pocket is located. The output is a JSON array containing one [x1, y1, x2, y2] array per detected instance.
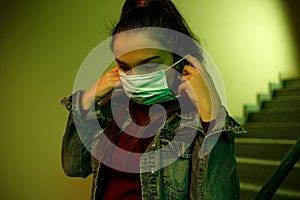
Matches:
[[160, 153, 191, 199], [159, 139, 192, 199]]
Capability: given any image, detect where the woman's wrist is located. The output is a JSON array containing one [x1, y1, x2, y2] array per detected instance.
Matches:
[[82, 90, 94, 111], [197, 97, 222, 122]]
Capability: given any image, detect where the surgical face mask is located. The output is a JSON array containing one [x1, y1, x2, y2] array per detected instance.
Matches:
[[119, 55, 189, 105]]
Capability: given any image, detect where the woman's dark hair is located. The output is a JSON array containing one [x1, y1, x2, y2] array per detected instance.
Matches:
[[110, 0, 203, 67]]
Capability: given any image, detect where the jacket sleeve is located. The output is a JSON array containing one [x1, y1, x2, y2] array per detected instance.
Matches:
[[61, 111, 92, 178], [60, 90, 111, 178]]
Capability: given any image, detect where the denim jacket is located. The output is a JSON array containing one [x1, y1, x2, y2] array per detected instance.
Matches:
[[61, 90, 246, 200]]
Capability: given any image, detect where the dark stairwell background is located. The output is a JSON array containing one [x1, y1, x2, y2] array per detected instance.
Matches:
[[284, 0, 300, 72], [234, 1, 300, 199], [235, 77, 300, 199], [235, 0, 300, 200]]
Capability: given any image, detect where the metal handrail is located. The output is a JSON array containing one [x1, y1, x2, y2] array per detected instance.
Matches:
[[254, 137, 300, 199]]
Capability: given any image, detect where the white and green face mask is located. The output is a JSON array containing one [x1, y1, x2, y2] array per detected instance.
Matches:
[[119, 55, 189, 105]]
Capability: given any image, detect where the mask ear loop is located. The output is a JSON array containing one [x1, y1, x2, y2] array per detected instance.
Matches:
[[165, 54, 191, 82], [164, 55, 190, 98], [165, 54, 191, 71]]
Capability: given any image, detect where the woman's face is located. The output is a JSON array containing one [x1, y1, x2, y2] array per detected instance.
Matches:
[[113, 32, 178, 87]]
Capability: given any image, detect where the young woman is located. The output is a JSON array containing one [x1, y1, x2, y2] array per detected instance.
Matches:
[[60, 0, 245, 199]]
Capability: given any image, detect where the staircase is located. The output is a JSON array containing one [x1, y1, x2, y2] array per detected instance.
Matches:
[[235, 77, 300, 199]]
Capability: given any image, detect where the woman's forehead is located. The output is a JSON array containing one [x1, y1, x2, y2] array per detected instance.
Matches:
[[115, 48, 173, 68], [112, 32, 166, 58]]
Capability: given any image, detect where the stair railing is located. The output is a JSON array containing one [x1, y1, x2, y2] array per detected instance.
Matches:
[[254, 136, 300, 199]]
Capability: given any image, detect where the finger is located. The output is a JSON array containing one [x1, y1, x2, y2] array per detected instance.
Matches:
[[182, 65, 199, 76], [111, 70, 120, 77], [106, 68, 120, 77], [181, 74, 191, 82], [105, 66, 120, 75], [102, 68, 118, 79], [178, 81, 194, 99], [112, 66, 120, 71], [115, 79, 121, 87], [185, 55, 205, 71], [178, 82, 187, 96], [107, 75, 120, 80], [183, 61, 212, 84], [110, 79, 121, 88], [109, 73, 121, 84], [110, 66, 120, 73]]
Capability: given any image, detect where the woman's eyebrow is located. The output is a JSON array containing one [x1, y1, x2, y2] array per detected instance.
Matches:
[[137, 56, 161, 65], [115, 56, 161, 67]]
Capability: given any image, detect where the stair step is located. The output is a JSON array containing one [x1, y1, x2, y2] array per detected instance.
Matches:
[[236, 158, 300, 191], [262, 97, 300, 109], [247, 109, 300, 122], [283, 77, 300, 88], [239, 77, 300, 199], [240, 182, 300, 200], [237, 122, 300, 139], [235, 138, 297, 160], [273, 87, 300, 97]]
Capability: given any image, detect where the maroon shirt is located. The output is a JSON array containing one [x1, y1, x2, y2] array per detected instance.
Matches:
[[101, 103, 154, 200], [101, 103, 210, 200]]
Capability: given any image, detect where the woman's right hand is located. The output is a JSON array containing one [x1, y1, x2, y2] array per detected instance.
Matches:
[[82, 67, 121, 110]]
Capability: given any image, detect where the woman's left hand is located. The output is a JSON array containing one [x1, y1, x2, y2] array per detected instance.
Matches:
[[178, 55, 222, 122]]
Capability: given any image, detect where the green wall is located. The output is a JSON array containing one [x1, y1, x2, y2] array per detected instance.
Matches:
[[0, 0, 298, 199], [0, 1, 121, 199]]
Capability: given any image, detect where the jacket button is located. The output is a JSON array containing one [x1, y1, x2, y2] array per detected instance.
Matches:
[[149, 141, 156, 150]]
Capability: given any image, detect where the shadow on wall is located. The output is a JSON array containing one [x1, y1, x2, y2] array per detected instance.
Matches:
[[284, 0, 300, 73]]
